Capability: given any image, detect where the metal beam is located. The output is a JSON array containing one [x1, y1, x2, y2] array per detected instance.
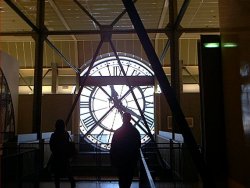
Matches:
[[32, 0, 45, 140], [51, 62, 58, 94], [111, 0, 137, 27], [4, 0, 38, 32], [80, 76, 155, 86], [48, 0, 77, 41], [46, 28, 168, 35], [174, 0, 190, 29], [122, 0, 213, 186], [45, 39, 80, 73], [159, 39, 170, 64], [168, 0, 181, 101], [73, 0, 101, 28], [0, 27, 220, 37], [65, 39, 104, 126], [155, 0, 169, 46]]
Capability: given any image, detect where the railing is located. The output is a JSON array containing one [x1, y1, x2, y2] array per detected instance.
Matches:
[[139, 150, 156, 188], [142, 140, 202, 188], [1, 133, 203, 188], [1, 146, 40, 188]]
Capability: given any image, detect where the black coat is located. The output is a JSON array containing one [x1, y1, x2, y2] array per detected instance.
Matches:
[[49, 131, 71, 175], [110, 123, 141, 168]]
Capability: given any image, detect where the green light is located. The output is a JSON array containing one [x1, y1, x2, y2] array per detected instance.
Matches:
[[203, 42, 220, 48], [223, 42, 238, 48]]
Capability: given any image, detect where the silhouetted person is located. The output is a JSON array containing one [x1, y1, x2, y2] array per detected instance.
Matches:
[[110, 112, 141, 188], [49, 119, 76, 188]]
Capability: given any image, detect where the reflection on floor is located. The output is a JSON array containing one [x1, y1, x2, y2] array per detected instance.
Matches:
[[40, 180, 201, 188], [40, 181, 139, 188]]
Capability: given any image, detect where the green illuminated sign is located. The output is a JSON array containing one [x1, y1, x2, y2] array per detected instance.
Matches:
[[203, 42, 220, 48], [223, 42, 238, 48]]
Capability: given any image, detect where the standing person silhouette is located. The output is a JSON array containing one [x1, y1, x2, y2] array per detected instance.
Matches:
[[110, 112, 141, 188], [49, 119, 76, 188]]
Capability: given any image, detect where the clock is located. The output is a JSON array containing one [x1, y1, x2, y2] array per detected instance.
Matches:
[[0, 69, 15, 143], [79, 53, 155, 150]]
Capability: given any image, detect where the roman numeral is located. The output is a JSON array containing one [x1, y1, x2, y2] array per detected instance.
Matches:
[[113, 66, 121, 76], [145, 100, 154, 108], [144, 113, 154, 127], [80, 101, 89, 108], [81, 115, 96, 128]]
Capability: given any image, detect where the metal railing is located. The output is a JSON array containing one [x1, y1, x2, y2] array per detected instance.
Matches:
[[1, 146, 40, 188], [1, 134, 203, 188], [142, 140, 200, 181], [139, 150, 156, 188]]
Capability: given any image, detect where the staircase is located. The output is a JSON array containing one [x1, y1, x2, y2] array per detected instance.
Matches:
[[141, 142, 173, 182]]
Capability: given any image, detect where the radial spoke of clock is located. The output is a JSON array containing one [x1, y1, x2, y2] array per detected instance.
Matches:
[[83, 103, 118, 137], [141, 85, 152, 92], [98, 85, 135, 113], [107, 65, 112, 76], [124, 63, 130, 75], [92, 95, 107, 103], [109, 40, 155, 142], [108, 109, 120, 143], [136, 118, 154, 137], [132, 118, 148, 135], [92, 106, 109, 113], [127, 106, 139, 111], [111, 108, 120, 131]]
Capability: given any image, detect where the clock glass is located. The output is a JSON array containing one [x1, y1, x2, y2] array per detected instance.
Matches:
[[79, 53, 155, 150]]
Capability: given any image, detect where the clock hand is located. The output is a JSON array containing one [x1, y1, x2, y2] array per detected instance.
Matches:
[[119, 104, 140, 119], [110, 85, 123, 114], [100, 85, 137, 116], [109, 85, 143, 119]]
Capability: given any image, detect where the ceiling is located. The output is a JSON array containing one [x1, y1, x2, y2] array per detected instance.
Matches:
[[0, 0, 220, 94], [0, 0, 219, 39]]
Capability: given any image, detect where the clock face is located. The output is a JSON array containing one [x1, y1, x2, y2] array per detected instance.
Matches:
[[79, 53, 155, 150], [0, 69, 15, 143]]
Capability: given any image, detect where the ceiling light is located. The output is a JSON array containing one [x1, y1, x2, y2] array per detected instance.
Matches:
[[0, 7, 5, 12]]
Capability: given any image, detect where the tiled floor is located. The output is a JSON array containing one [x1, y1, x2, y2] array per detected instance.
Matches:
[[40, 181, 139, 188]]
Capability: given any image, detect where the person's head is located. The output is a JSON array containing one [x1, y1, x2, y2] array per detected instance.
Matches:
[[122, 112, 131, 125], [55, 119, 65, 132]]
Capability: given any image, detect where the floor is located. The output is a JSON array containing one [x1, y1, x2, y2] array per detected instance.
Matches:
[[39, 180, 201, 188], [40, 181, 139, 188]]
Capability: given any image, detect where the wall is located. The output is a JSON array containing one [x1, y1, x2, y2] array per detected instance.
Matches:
[[18, 94, 75, 134], [157, 92, 201, 144], [219, 0, 250, 187]]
